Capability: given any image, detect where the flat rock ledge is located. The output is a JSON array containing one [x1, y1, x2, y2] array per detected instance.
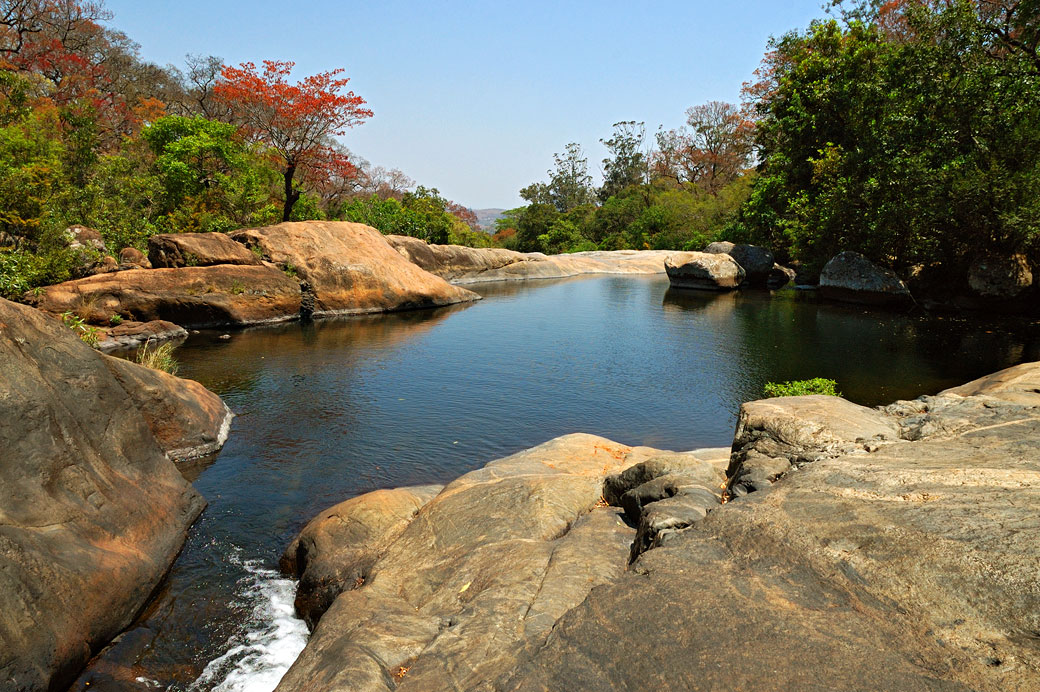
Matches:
[[386, 235, 684, 284], [278, 360, 1040, 692]]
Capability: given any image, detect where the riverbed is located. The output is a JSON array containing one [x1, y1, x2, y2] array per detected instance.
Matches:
[[71, 275, 1040, 691]]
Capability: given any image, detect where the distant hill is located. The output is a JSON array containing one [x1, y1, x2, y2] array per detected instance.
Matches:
[[473, 208, 507, 231]]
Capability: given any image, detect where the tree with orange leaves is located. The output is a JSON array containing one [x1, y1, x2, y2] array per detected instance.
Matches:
[[214, 60, 372, 221]]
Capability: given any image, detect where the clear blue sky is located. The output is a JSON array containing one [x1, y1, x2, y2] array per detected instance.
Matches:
[[104, 1, 827, 209]]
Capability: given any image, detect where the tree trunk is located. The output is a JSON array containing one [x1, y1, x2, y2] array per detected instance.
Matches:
[[282, 163, 301, 222]]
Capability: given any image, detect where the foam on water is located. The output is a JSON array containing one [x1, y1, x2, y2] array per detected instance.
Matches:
[[188, 554, 308, 692]]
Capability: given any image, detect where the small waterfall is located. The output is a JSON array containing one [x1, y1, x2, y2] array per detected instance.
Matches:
[[187, 555, 308, 692]]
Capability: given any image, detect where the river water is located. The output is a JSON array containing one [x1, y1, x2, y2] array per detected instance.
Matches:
[[71, 275, 1040, 691]]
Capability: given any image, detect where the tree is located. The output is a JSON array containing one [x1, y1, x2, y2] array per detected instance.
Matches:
[[599, 121, 646, 200], [214, 60, 372, 221], [737, 5, 1040, 273], [651, 102, 753, 193]]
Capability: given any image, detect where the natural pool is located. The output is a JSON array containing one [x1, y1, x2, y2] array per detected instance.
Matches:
[[72, 275, 1040, 691]]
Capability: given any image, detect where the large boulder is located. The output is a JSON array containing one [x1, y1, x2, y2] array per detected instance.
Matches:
[[664, 251, 745, 290], [147, 232, 262, 269], [967, 254, 1033, 299], [704, 241, 775, 285], [0, 298, 223, 691], [497, 385, 1040, 692], [275, 435, 722, 692], [27, 264, 303, 328], [231, 222, 479, 316], [280, 485, 444, 627], [819, 251, 912, 306], [105, 354, 232, 462]]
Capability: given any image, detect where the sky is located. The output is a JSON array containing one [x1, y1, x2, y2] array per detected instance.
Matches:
[[103, 1, 828, 209]]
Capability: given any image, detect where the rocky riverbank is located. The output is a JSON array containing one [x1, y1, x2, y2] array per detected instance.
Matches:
[[386, 235, 684, 284], [0, 297, 231, 691], [276, 361, 1040, 692], [25, 222, 481, 346]]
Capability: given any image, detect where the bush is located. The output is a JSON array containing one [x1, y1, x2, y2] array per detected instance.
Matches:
[[763, 378, 840, 398]]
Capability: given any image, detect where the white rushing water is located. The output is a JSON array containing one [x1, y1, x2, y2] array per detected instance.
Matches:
[[188, 556, 308, 692]]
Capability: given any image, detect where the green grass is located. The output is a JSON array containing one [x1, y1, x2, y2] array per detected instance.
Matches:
[[763, 378, 841, 398], [135, 341, 179, 375]]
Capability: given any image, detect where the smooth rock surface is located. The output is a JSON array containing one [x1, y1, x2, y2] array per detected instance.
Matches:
[[387, 235, 683, 284], [819, 251, 912, 306], [105, 354, 232, 463], [148, 231, 262, 269], [940, 360, 1040, 406], [232, 222, 479, 316], [276, 435, 722, 692], [498, 383, 1040, 692], [665, 251, 746, 290], [281, 485, 444, 628], [0, 298, 217, 691], [26, 264, 302, 328]]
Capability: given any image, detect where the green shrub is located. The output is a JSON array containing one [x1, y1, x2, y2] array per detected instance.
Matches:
[[763, 378, 840, 398], [59, 311, 100, 348]]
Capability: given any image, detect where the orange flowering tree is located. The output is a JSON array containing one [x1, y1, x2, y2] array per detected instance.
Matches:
[[214, 60, 372, 221]]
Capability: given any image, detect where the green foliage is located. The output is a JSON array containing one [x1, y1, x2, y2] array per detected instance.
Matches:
[[739, 5, 1040, 274], [60, 311, 101, 348], [340, 187, 473, 244], [135, 341, 179, 375], [763, 378, 841, 398]]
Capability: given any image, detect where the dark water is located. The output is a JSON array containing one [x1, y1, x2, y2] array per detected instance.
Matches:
[[73, 276, 1040, 691]]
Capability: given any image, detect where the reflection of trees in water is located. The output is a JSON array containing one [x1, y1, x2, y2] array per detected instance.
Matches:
[[175, 303, 469, 398], [661, 287, 1040, 406]]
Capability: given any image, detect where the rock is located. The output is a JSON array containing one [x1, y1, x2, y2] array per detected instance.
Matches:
[[275, 435, 715, 692], [497, 387, 1040, 692], [147, 232, 262, 269], [0, 298, 219, 691], [967, 254, 1033, 299], [66, 225, 106, 253], [726, 394, 899, 494], [280, 485, 444, 627], [231, 222, 480, 316], [939, 360, 1040, 407], [26, 264, 302, 328], [387, 235, 683, 284], [664, 251, 745, 290], [96, 319, 187, 352], [767, 263, 796, 289], [705, 242, 775, 285], [118, 247, 150, 269], [819, 251, 912, 306], [104, 354, 232, 462]]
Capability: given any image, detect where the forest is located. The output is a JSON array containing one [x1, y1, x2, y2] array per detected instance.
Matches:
[[1, 0, 1038, 298]]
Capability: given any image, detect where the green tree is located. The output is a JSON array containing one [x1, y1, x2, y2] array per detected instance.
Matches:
[[599, 121, 646, 201]]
